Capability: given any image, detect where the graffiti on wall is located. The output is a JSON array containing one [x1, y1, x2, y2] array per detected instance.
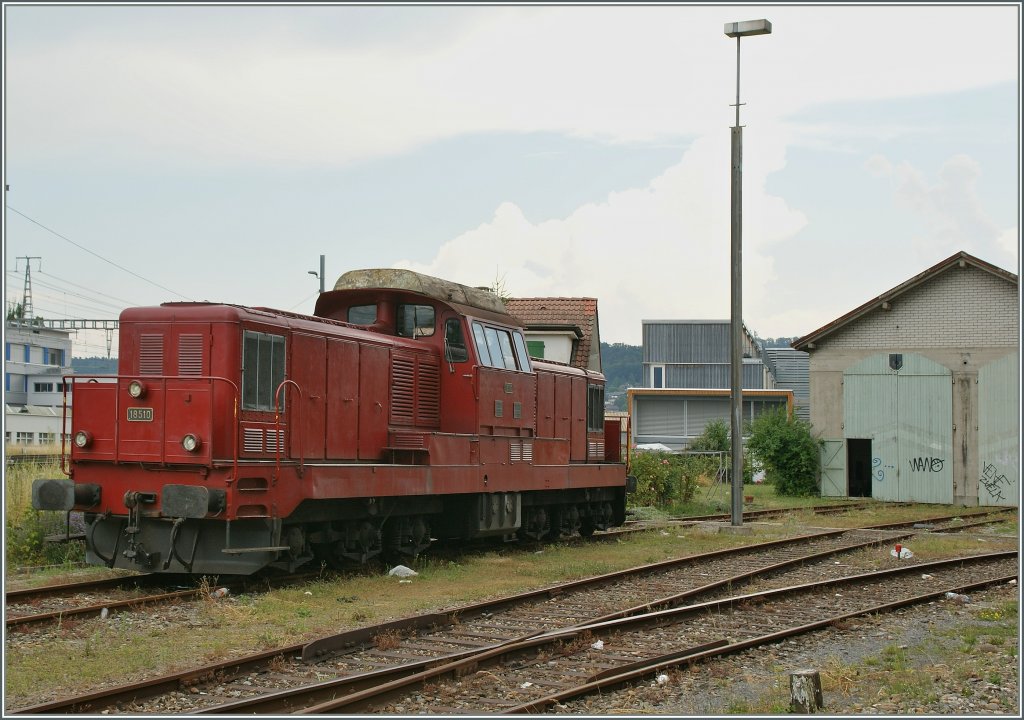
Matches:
[[980, 462, 1012, 503], [908, 457, 945, 473], [872, 457, 895, 482]]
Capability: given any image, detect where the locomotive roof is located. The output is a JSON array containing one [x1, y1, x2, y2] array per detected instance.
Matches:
[[331, 268, 509, 316]]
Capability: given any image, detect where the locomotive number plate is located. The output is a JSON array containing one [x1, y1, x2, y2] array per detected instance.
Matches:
[[127, 407, 154, 422]]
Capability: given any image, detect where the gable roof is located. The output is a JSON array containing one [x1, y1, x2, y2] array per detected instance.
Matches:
[[504, 297, 599, 370], [792, 251, 1018, 351]]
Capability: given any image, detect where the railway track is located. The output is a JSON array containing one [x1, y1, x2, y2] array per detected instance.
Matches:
[[4, 572, 323, 630], [6, 507, 1011, 633], [12, 523, 996, 715]]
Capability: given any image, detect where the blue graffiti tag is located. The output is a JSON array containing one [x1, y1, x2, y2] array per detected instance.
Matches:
[[872, 457, 895, 482]]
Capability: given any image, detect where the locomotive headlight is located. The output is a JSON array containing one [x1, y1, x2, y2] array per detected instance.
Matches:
[[128, 380, 146, 398], [74, 431, 92, 449], [181, 433, 202, 452]]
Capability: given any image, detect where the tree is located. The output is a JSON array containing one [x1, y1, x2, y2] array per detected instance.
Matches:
[[746, 407, 822, 496]]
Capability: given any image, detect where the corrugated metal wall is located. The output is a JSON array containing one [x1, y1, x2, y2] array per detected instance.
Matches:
[[763, 348, 810, 422], [643, 323, 730, 363], [661, 363, 765, 389], [843, 353, 952, 503], [978, 351, 1019, 506], [633, 394, 788, 451]]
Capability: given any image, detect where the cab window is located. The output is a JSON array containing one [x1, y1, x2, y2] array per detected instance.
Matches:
[[444, 319, 469, 362], [512, 331, 532, 372], [397, 304, 435, 338], [348, 305, 376, 324], [472, 322, 528, 371]]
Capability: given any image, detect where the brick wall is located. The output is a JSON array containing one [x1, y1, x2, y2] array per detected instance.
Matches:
[[817, 265, 1018, 351]]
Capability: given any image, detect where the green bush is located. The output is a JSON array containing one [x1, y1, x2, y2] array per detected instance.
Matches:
[[5, 510, 85, 566], [745, 407, 822, 496], [627, 450, 699, 507]]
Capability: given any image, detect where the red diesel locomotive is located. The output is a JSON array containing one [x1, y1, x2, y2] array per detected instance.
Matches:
[[33, 269, 628, 575]]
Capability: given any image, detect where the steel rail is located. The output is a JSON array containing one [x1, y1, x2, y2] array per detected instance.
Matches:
[[506, 571, 1019, 714], [295, 552, 1017, 714], [5, 573, 157, 603], [195, 529, 931, 714], [7, 532, 1001, 715], [5, 527, 854, 715], [6, 572, 323, 629], [860, 507, 1015, 531]]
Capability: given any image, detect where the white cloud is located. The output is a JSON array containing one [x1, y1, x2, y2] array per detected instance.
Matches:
[[5, 5, 1017, 169], [868, 153, 1014, 262], [396, 128, 808, 344]]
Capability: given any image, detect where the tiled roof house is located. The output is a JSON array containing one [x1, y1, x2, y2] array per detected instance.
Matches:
[[504, 297, 601, 373]]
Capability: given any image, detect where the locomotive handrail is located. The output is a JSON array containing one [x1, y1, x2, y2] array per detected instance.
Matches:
[[64, 374, 241, 483], [273, 379, 304, 482]]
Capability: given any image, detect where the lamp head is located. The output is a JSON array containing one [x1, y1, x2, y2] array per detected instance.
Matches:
[[724, 19, 772, 37]]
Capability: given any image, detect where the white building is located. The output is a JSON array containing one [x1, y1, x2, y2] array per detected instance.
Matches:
[[4, 322, 74, 446]]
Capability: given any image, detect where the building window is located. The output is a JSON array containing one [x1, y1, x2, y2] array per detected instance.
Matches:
[[16, 432, 34, 444], [652, 365, 665, 389], [44, 348, 64, 366], [34, 383, 55, 393], [241, 330, 286, 411], [38, 432, 56, 445]]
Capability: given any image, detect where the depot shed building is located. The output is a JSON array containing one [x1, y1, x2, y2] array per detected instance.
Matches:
[[792, 251, 1018, 506]]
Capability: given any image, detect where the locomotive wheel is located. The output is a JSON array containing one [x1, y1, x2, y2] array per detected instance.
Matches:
[[311, 520, 383, 568], [382, 515, 432, 561]]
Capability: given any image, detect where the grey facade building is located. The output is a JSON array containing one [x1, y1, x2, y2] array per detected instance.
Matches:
[[793, 251, 1018, 507], [630, 320, 792, 451]]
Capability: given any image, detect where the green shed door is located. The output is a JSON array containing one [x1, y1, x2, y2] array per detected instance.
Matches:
[[844, 353, 952, 504], [820, 440, 846, 497], [978, 352, 1019, 507], [527, 340, 545, 359]]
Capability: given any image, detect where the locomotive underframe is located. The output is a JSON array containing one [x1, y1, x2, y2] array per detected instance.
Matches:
[[79, 485, 625, 575]]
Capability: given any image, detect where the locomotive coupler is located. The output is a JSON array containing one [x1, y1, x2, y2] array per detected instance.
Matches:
[[122, 491, 159, 567]]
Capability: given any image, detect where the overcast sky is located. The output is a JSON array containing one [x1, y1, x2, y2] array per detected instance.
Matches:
[[3, 3, 1020, 356]]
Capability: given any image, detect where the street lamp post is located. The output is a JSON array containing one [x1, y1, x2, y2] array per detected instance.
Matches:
[[308, 254, 326, 294], [724, 19, 771, 527]]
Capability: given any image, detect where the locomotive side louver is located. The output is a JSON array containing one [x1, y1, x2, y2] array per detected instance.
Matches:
[[178, 334, 203, 376], [510, 440, 534, 463], [243, 428, 263, 453], [390, 352, 440, 428], [391, 355, 416, 425], [140, 334, 164, 375]]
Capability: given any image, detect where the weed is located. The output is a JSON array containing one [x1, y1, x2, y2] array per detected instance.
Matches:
[[372, 629, 402, 650]]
